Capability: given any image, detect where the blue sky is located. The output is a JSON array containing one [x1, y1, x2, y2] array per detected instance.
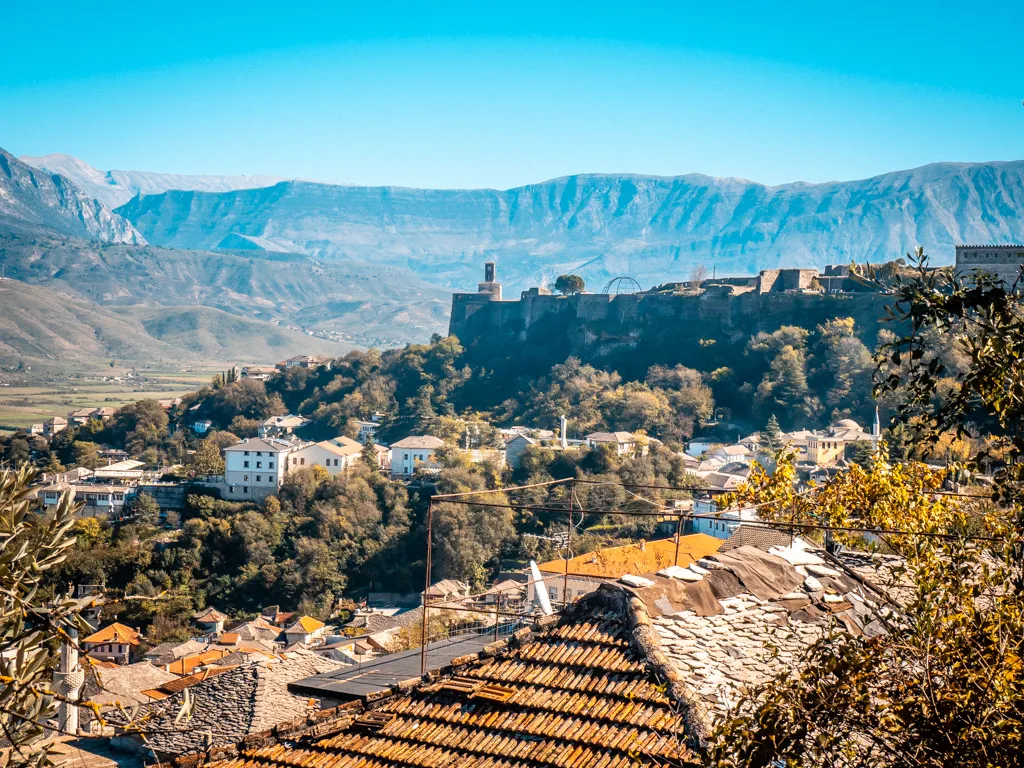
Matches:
[[1, 0, 1021, 188]]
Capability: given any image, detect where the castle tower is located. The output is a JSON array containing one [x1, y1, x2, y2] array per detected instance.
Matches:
[[478, 261, 502, 300]]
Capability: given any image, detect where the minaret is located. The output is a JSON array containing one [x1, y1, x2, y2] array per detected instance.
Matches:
[[873, 406, 881, 440], [54, 626, 83, 734]]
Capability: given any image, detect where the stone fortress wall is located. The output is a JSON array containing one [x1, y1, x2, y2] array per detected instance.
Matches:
[[955, 245, 1024, 287], [449, 261, 877, 347]]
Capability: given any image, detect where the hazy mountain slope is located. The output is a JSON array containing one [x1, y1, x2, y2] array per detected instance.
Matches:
[[0, 279, 354, 367], [20, 153, 286, 208], [0, 279, 185, 365], [0, 222, 449, 347], [0, 149, 144, 244], [127, 306, 356, 360], [117, 161, 1024, 290]]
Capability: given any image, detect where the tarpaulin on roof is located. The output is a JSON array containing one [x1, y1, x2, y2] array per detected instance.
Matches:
[[706, 545, 804, 600]]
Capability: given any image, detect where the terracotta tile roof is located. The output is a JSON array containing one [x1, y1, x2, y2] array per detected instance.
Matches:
[[165, 591, 699, 766], [167, 648, 232, 675], [287, 616, 325, 634], [83, 622, 142, 646], [143, 665, 240, 698], [536, 534, 722, 578]]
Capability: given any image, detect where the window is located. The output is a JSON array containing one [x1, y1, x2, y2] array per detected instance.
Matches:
[[256, 451, 263, 456], [244, 475, 249, 481], [268, 475, 275, 484], [243, 486, 248, 494], [256, 475, 262, 482], [268, 461, 274, 469], [113, 494, 124, 501], [301, 458, 305, 465], [549, 587, 558, 600], [244, 461, 250, 468], [334, 458, 339, 467], [256, 461, 263, 468], [244, 451, 250, 456]]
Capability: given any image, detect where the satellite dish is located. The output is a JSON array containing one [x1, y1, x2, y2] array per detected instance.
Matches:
[[529, 560, 554, 615]]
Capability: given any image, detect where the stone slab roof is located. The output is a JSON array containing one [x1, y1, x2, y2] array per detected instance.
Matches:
[[110, 650, 346, 758], [389, 435, 446, 449], [638, 541, 893, 735], [84, 661, 178, 708]]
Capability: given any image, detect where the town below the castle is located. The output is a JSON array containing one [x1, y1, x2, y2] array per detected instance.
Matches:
[[0, 240, 1018, 768]]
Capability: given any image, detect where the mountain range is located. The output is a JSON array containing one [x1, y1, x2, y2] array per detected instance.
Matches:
[[0, 149, 143, 244], [4, 145, 1024, 368], [0, 149, 448, 367], [113, 161, 1024, 290], [20, 153, 287, 209]]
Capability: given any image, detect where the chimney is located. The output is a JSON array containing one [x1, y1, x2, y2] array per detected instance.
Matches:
[[559, 415, 567, 449]]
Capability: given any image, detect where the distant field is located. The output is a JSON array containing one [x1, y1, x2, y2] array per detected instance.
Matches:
[[0, 369, 215, 430]]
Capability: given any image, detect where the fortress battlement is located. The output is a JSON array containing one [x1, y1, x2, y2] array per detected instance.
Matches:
[[449, 262, 884, 356]]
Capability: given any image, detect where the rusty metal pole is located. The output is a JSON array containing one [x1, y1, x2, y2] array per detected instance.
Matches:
[[420, 498, 434, 675], [563, 480, 573, 610], [674, 512, 683, 566]]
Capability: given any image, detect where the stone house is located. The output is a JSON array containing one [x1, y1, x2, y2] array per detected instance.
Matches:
[[82, 622, 142, 665]]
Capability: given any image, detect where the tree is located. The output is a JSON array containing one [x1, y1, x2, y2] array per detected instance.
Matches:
[[129, 492, 161, 526], [70, 440, 101, 469], [688, 263, 709, 288], [554, 274, 585, 295], [761, 414, 783, 452], [709, 251, 1024, 767], [361, 438, 380, 470], [1, 467, 84, 766], [189, 439, 225, 477]]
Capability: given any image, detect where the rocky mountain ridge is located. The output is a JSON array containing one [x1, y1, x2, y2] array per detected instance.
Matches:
[[0, 149, 144, 244], [20, 153, 288, 208], [115, 160, 1024, 290]]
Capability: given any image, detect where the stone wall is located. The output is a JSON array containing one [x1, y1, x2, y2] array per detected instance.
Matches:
[[450, 283, 890, 367], [955, 245, 1024, 287]]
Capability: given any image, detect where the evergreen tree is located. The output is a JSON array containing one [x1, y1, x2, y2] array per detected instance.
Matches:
[[361, 438, 380, 470], [762, 414, 783, 451]]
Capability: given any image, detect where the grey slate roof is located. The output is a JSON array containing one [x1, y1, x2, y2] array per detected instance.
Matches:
[[109, 650, 345, 757], [629, 541, 894, 730]]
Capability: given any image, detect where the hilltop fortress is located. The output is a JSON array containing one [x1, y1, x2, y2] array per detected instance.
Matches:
[[449, 263, 890, 363]]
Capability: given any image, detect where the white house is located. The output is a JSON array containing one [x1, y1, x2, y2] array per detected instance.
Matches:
[[193, 420, 214, 435], [82, 622, 142, 665], [283, 616, 327, 647], [685, 437, 720, 457], [289, 436, 364, 475], [355, 420, 379, 444], [389, 436, 446, 477], [258, 414, 309, 438], [710, 444, 753, 463], [223, 437, 301, 501], [38, 483, 129, 518], [691, 498, 761, 540], [585, 431, 640, 456]]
